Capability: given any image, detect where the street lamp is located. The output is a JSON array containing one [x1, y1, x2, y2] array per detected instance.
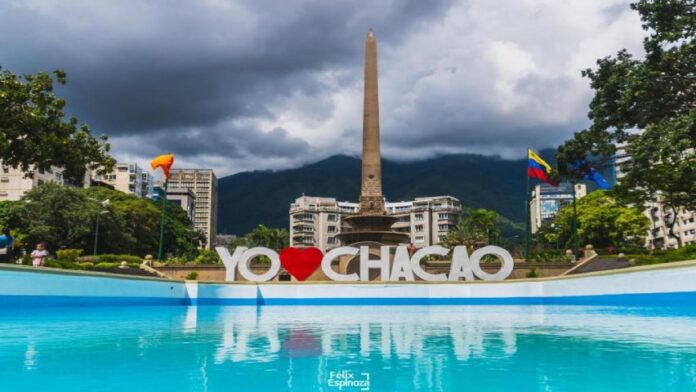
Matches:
[[93, 199, 110, 256]]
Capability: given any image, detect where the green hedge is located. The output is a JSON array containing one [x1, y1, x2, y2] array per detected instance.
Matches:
[[624, 244, 696, 266], [528, 250, 573, 263], [77, 254, 143, 264], [56, 249, 83, 262]]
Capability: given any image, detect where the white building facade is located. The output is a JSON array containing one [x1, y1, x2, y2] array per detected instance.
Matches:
[[0, 164, 66, 201], [289, 195, 461, 251], [168, 169, 218, 249], [529, 183, 587, 234], [92, 162, 150, 197], [614, 145, 696, 249]]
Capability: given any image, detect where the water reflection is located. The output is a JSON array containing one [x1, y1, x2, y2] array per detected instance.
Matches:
[[203, 305, 696, 363], [2, 305, 696, 391]]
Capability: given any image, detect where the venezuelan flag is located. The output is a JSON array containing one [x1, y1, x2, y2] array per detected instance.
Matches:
[[528, 149, 558, 186]]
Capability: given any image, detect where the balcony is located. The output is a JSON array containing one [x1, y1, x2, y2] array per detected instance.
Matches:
[[293, 224, 315, 233]]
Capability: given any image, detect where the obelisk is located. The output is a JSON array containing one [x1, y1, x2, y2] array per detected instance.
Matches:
[[359, 28, 385, 215], [337, 29, 409, 247]]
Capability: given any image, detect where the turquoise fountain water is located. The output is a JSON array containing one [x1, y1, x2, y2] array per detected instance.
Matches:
[[1, 305, 695, 391]]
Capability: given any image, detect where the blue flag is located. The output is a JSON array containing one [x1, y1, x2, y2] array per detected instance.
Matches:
[[585, 167, 611, 190], [572, 160, 611, 190]]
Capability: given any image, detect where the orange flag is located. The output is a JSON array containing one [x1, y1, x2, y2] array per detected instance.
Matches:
[[150, 154, 174, 180]]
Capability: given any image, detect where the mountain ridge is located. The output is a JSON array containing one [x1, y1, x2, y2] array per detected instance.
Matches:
[[217, 150, 557, 235]]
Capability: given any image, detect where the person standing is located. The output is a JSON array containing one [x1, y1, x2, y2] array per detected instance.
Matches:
[[31, 243, 48, 267], [0, 227, 14, 263]]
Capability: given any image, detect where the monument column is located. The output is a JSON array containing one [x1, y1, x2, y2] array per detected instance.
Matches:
[[359, 28, 385, 215], [337, 29, 409, 248]]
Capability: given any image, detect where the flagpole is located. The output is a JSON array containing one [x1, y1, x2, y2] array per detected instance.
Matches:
[[571, 182, 579, 260], [157, 180, 168, 260], [524, 148, 530, 261]]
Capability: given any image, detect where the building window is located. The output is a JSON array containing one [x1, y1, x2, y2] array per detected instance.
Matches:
[[328, 214, 337, 222], [328, 237, 336, 244], [415, 214, 423, 221], [415, 225, 424, 232], [327, 225, 337, 233], [438, 224, 449, 231], [415, 235, 424, 242]]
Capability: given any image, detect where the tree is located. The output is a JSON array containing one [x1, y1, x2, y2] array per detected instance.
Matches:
[[0, 183, 203, 258], [542, 191, 650, 249], [441, 208, 501, 248], [555, 0, 696, 246], [244, 224, 289, 251], [0, 67, 115, 183]]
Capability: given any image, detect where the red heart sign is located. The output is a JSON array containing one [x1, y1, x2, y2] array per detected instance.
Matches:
[[279, 247, 323, 281]]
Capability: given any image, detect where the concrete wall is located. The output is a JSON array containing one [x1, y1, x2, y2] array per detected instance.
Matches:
[[197, 260, 696, 306], [2, 261, 696, 307], [0, 264, 188, 306], [156, 262, 574, 281]]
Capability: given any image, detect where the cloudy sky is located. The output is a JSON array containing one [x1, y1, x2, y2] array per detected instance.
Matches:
[[0, 0, 646, 177]]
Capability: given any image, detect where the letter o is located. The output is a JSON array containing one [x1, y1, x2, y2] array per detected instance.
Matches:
[[470, 246, 514, 281], [237, 247, 281, 282]]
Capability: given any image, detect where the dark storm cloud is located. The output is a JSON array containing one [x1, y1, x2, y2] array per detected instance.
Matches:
[[0, 0, 642, 174], [121, 123, 312, 160], [0, 0, 452, 134]]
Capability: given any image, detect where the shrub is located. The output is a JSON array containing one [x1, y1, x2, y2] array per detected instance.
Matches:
[[529, 250, 573, 263], [166, 256, 191, 264], [194, 250, 221, 264], [43, 259, 87, 270], [525, 267, 539, 278], [78, 262, 94, 268], [78, 254, 142, 264], [56, 249, 83, 262], [185, 271, 199, 280], [43, 259, 62, 268], [657, 244, 696, 263]]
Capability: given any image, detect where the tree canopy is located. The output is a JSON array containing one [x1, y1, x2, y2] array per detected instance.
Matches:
[[539, 191, 650, 249], [230, 224, 289, 251], [0, 67, 115, 183], [555, 0, 695, 245], [441, 208, 501, 248], [0, 183, 203, 258]]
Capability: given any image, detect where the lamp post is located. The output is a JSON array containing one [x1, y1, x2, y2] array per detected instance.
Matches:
[[157, 181, 168, 260], [93, 199, 110, 256]]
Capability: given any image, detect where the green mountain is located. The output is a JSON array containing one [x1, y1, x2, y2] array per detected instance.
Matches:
[[218, 150, 556, 235]]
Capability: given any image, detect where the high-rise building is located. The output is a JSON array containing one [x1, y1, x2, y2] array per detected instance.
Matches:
[[0, 163, 66, 201], [165, 187, 196, 222], [93, 162, 148, 197], [289, 195, 461, 251], [141, 172, 154, 198], [529, 183, 587, 234], [614, 145, 695, 249], [168, 169, 218, 249]]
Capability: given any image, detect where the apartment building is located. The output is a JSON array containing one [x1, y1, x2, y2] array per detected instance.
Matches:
[[141, 172, 154, 198], [289, 195, 461, 251], [614, 145, 696, 249], [164, 187, 196, 223], [0, 164, 66, 201], [529, 183, 587, 234], [167, 169, 218, 249], [92, 162, 149, 197]]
